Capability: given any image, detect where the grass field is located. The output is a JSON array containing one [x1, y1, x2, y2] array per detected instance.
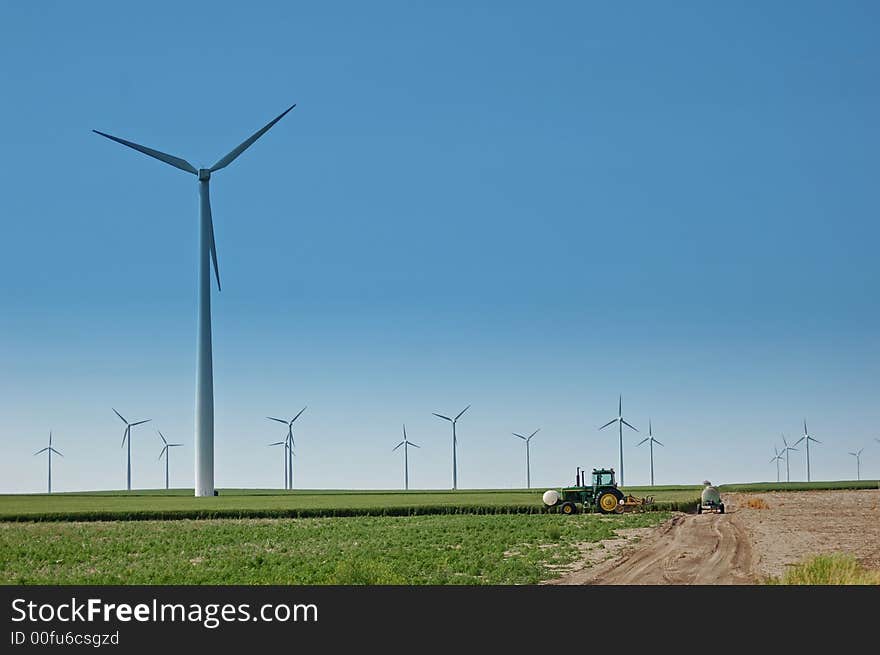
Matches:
[[0, 487, 701, 521], [0, 512, 670, 584]]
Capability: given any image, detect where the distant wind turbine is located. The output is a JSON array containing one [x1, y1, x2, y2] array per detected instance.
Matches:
[[157, 431, 183, 490], [781, 434, 797, 483], [769, 446, 784, 483], [95, 105, 296, 497], [33, 431, 62, 494], [393, 425, 420, 490], [793, 420, 821, 482], [433, 405, 470, 490], [636, 420, 663, 486], [848, 448, 864, 481], [512, 428, 540, 489], [267, 439, 291, 490], [113, 408, 151, 491], [266, 407, 307, 489], [599, 395, 638, 487]]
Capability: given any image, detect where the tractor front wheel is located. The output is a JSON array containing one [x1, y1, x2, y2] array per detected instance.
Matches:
[[559, 501, 577, 515], [719, 503, 725, 514]]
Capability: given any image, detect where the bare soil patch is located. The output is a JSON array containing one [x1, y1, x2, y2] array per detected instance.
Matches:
[[545, 488, 880, 584]]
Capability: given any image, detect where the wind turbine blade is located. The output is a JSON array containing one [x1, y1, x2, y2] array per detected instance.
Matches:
[[512, 433, 527, 440], [209, 104, 296, 172], [49, 431, 53, 446], [291, 406, 308, 423], [266, 417, 289, 424], [51, 448, 63, 457], [112, 408, 127, 424], [268, 441, 285, 447], [33, 447, 49, 455], [158, 446, 167, 460], [131, 419, 151, 427], [392, 441, 404, 452], [636, 437, 649, 446], [121, 427, 129, 448], [621, 419, 638, 432], [409, 442, 421, 448], [455, 405, 471, 421], [653, 439, 664, 447], [158, 431, 167, 445], [529, 429, 540, 439], [169, 443, 183, 447], [93, 130, 197, 175], [433, 413, 452, 422], [598, 419, 617, 430], [618, 395, 622, 416], [205, 197, 221, 291], [809, 437, 822, 444], [793, 436, 805, 447]]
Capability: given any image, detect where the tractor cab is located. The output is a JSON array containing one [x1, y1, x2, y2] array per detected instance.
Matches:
[[591, 468, 616, 489]]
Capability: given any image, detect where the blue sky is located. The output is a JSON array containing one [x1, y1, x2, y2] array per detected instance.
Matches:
[[1, 1, 878, 493]]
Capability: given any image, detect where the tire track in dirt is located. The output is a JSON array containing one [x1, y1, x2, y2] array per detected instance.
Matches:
[[549, 506, 755, 585]]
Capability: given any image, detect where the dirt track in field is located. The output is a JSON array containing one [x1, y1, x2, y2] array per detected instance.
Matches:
[[547, 489, 880, 585]]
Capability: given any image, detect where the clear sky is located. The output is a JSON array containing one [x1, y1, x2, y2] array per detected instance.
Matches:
[[1, 1, 878, 493]]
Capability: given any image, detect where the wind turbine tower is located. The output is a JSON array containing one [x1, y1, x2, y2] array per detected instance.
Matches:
[[794, 420, 821, 482], [113, 408, 151, 491], [770, 446, 784, 483], [157, 431, 183, 490], [781, 434, 797, 483], [599, 395, 638, 487], [512, 428, 540, 489], [848, 448, 864, 481], [636, 420, 663, 486], [33, 432, 63, 494], [392, 425, 420, 490], [267, 406, 307, 490], [95, 105, 296, 497], [433, 405, 470, 490]]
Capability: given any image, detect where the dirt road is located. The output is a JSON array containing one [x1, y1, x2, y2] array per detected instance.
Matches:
[[549, 489, 880, 585], [551, 509, 754, 585]]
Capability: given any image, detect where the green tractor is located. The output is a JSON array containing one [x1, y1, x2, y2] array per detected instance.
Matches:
[[543, 467, 626, 515]]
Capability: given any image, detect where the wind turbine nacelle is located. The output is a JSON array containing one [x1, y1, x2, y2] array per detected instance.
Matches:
[[198, 168, 211, 181]]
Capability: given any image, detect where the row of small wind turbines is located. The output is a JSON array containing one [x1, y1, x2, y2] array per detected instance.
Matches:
[[769, 420, 880, 482], [32, 398, 878, 493], [30, 397, 662, 493]]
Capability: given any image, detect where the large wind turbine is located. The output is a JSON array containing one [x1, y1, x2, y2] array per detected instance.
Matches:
[[793, 420, 821, 482], [433, 405, 470, 490], [157, 431, 183, 490], [393, 425, 420, 490], [95, 105, 296, 497], [769, 447, 784, 483], [266, 406, 307, 490], [781, 434, 797, 483], [512, 429, 540, 489], [33, 431, 62, 494], [113, 408, 151, 491], [599, 395, 638, 487], [848, 448, 864, 481], [636, 420, 663, 486]]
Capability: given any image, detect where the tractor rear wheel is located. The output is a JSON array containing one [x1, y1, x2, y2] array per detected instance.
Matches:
[[596, 490, 623, 514], [697, 504, 702, 514], [560, 501, 577, 515]]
